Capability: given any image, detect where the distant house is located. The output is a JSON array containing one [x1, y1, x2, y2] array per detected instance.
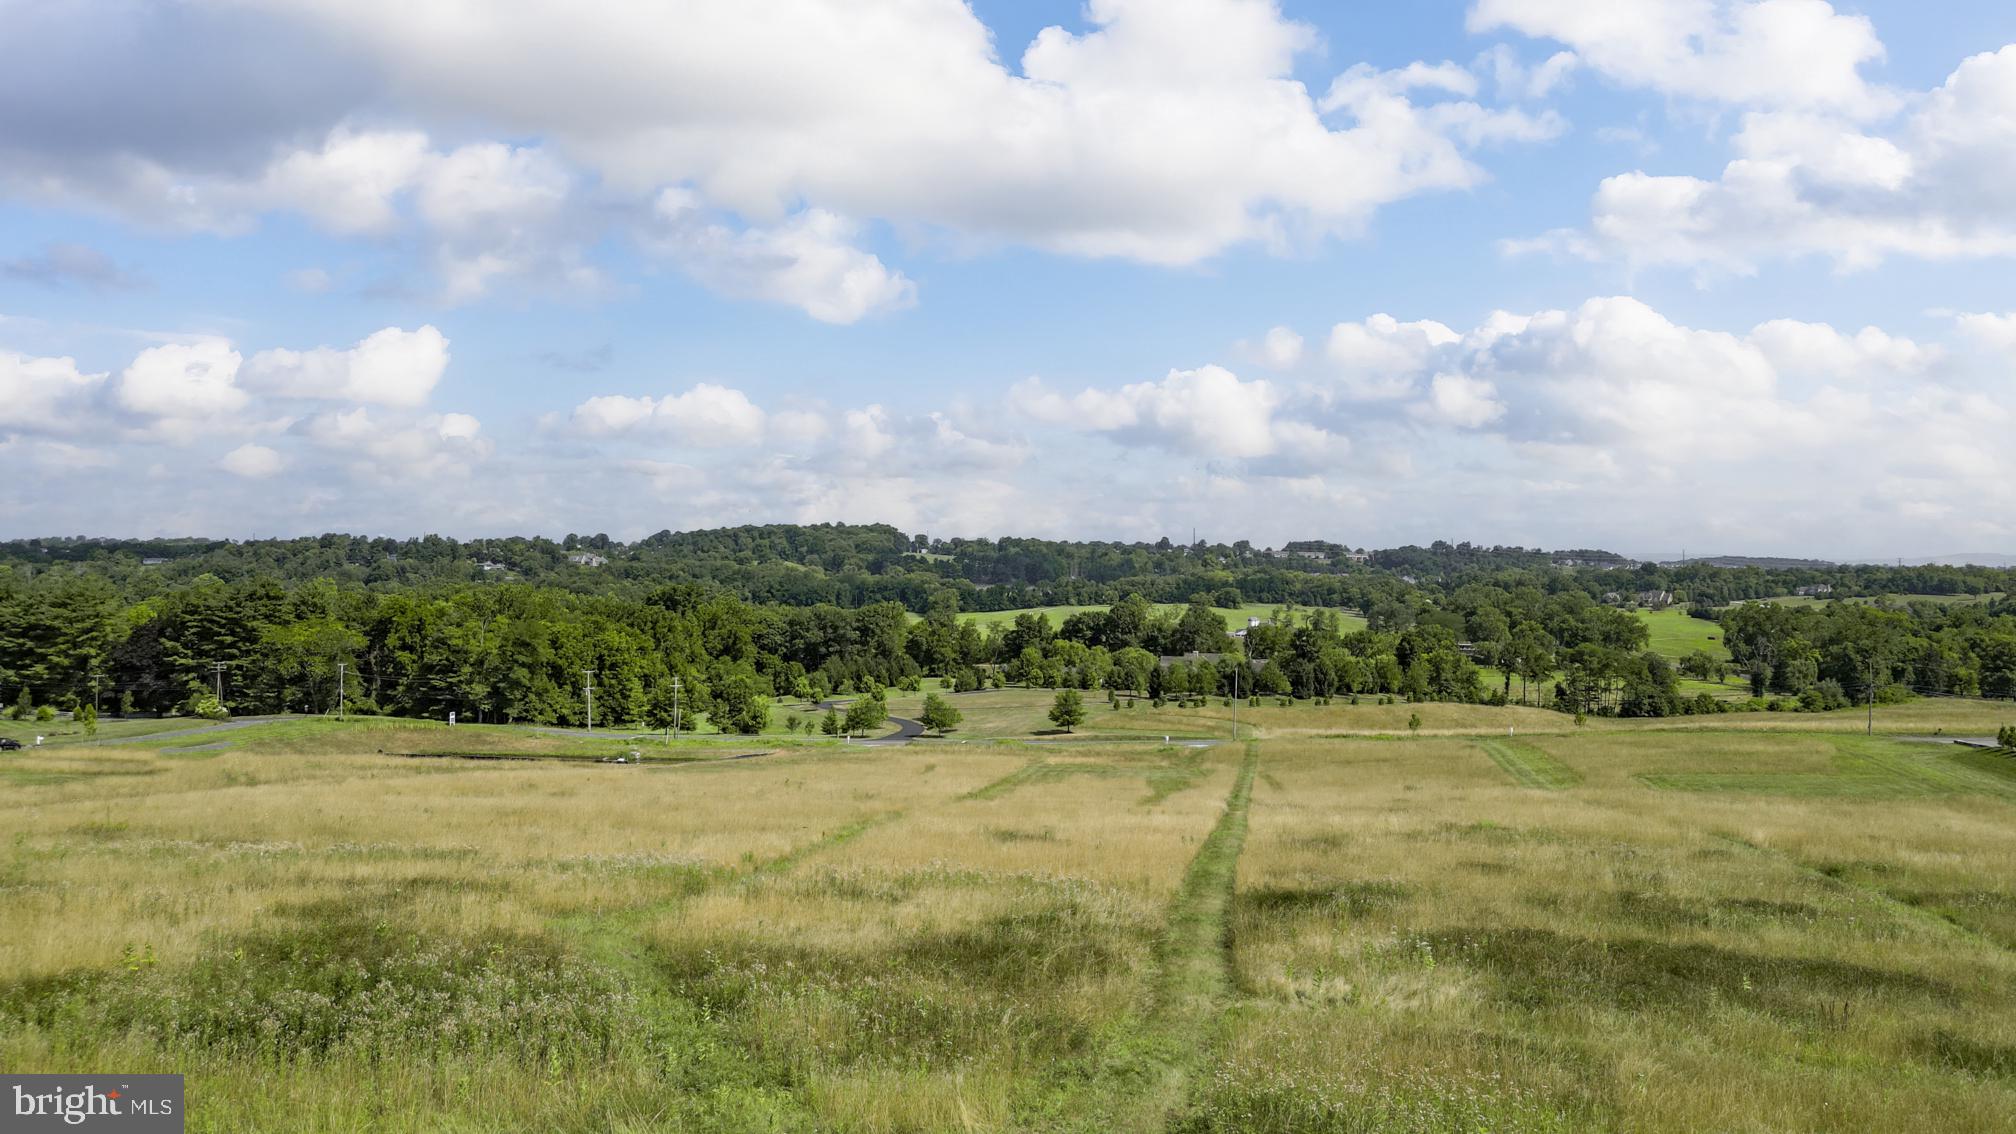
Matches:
[[1636, 589, 1674, 607], [1275, 539, 1344, 561], [1344, 552, 1370, 563], [1793, 584, 1834, 597], [140, 557, 168, 566], [566, 551, 607, 567], [1602, 591, 1623, 605], [478, 560, 509, 572]]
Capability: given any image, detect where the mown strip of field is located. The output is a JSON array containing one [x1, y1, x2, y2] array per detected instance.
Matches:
[[1478, 738, 1582, 789]]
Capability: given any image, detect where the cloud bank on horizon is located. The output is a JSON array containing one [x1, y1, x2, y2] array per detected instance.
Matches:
[[1, 0, 2013, 557]]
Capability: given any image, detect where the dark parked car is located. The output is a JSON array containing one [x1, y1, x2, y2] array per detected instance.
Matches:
[[0, 737, 22, 751]]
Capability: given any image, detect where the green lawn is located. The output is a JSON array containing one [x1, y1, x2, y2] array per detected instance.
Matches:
[[945, 602, 1366, 634], [1638, 607, 1730, 660]]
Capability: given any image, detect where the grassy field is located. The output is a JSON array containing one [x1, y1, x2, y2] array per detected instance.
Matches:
[[0, 715, 230, 747], [1767, 592, 2007, 608], [1637, 607, 1730, 660], [5, 711, 2016, 1131], [943, 603, 1367, 635]]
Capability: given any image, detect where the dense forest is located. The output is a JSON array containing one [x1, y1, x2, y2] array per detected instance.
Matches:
[[2, 525, 2012, 728]]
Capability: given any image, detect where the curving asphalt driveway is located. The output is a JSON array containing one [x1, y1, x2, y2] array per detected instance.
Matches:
[[814, 699, 925, 744]]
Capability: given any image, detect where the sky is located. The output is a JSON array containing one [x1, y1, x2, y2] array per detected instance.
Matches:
[[2, 0, 2014, 559]]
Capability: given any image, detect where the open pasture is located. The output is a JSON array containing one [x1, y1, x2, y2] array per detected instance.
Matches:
[[3, 715, 2015, 1131], [1768, 592, 2007, 608], [1637, 607, 1730, 659], [946, 603, 1368, 635]]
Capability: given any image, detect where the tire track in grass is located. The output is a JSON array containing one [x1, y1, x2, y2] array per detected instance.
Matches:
[[542, 811, 906, 1128], [961, 758, 1052, 800], [556, 809, 905, 979], [1025, 741, 1259, 1131]]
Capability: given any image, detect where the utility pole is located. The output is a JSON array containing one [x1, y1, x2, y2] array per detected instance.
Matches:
[[1866, 653, 1877, 736], [90, 672, 103, 719], [1231, 662, 1239, 742], [671, 676, 681, 743], [211, 661, 227, 703], [336, 662, 347, 720], [582, 669, 596, 733]]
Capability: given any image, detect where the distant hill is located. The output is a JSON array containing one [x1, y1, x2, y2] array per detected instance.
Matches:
[[1915, 553, 2016, 568], [1665, 555, 1837, 570]]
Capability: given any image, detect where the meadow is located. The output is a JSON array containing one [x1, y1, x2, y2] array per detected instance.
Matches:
[[941, 603, 1368, 635], [4, 701, 2015, 1132]]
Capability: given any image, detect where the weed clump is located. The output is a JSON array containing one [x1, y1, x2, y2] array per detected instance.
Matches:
[[0, 916, 642, 1065]]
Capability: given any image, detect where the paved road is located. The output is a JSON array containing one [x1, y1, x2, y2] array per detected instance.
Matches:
[[1896, 735, 2001, 748], [60, 715, 290, 748], [814, 699, 924, 744], [860, 715, 925, 744]]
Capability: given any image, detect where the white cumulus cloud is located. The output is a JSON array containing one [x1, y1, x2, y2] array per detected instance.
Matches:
[[115, 338, 247, 420], [218, 442, 284, 478], [243, 325, 450, 407], [1523, 45, 2016, 272], [569, 382, 769, 446], [0, 351, 105, 434], [1469, 0, 1893, 117]]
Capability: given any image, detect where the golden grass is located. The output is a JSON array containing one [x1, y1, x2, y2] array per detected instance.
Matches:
[[5, 717, 2015, 1130], [1212, 734, 2016, 1132]]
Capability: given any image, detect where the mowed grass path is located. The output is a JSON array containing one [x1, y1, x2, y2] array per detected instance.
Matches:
[[4, 719, 2016, 1130], [1478, 738, 1582, 789]]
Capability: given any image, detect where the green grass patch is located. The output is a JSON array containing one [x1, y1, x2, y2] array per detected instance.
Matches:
[[945, 603, 1367, 635], [1636, 737, 2016, 798], [960, 748, 1212, 805], [1478, 739, 1582, 789], [1637, 607, 1730, 660]]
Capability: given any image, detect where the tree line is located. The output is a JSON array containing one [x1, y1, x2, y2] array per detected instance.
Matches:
[[5, 528, 2014, 727]]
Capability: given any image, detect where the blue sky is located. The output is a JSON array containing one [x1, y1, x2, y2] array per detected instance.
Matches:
[[2, 0, 2014, 558]]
